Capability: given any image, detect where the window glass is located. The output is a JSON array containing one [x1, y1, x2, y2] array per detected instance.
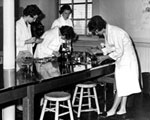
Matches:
[[74, 0, 85, 3], [87, 4, 92, 18], [74, 20, 85, 34], [74, 4, 85, 19], [60, 0, 72, 3], [59, 0, 92, 35]]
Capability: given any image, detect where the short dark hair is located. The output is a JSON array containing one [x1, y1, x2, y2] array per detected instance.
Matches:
[[59, 4, 72, 14], [23, 4, 42, 17], [88, 15, 107, 35], [59, 26, 76, 40]]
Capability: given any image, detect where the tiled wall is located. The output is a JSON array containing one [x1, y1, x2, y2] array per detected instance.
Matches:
[[135, 42, 150, 72]]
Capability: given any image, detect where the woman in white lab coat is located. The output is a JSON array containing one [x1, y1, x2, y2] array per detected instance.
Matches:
[[16, 4, 43, 56], [16, 5, 43, 111], [34, 26, 76, 78], [88, 15, 141, 117], [51, 4, 73, 28]]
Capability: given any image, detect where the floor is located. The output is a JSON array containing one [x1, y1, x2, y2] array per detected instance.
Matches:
[[16, 84, 150, 120]]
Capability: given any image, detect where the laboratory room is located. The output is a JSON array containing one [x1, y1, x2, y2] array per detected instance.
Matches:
[[0, 0, 150, 120]]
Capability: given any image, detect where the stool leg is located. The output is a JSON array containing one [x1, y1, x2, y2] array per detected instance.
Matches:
[[40, 99, 48, 120], [87, 88, 91, 108], [72, 86, 78, 106], [93, 87, 100, 114], [103, 83, 107, 112], [77, 87, 83, 118], [67, 100, 74, 120], [55, 101, 59, 120], [40, 98, 44, 107], [113, 83, 116, 95]]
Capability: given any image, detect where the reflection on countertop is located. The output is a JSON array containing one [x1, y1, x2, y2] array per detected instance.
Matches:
[[16, 53, 115, 86], [0, 51, 115, 91]]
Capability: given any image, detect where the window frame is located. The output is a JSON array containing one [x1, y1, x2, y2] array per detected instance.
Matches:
[[58, 0, 93, 35]]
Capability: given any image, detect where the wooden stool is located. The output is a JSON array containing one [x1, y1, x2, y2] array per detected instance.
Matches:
[[97, 75, 116, 111], [40, 91, 74, 120], [72, 81, 100, 118]]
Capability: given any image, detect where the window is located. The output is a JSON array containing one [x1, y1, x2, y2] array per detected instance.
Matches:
[[58, 0, 93, 35]]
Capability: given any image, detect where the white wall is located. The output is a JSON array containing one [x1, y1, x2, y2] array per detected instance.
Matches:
[[93, 0, 150, 43], [93, 0, 150, 72]]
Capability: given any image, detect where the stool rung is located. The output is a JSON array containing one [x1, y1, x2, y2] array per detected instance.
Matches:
[[73, 110, 78, 114], [82, 95, 94, 98], [59, 111, 70, 116], [45, 107, 55, 112], [77, 92, 89, 94], [75, 95, 95, 99], [60, 104, 69, 109], [81, 109, 97, 112], [73, 108, 97, 113], [73, 103, 89, 107], [74, 97, 80, 99]]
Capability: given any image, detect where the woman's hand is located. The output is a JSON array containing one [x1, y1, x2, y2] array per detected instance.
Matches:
[[35, 38, 44, 44], [25, 37, 36, 44], [96, 55, 110, 64], [86, 46, 103, 55], [100, 42, 105, 48], [52, 51, 61, 57]]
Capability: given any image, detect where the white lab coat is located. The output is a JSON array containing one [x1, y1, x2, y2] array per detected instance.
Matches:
[[103, 24, 141, 97], [16, 17, 34, 56], [34, 27, 62, 58], [51, 15, 73, 28], [34, 27, 61, 77]]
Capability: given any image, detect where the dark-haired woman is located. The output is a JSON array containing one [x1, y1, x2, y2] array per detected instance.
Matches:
[[51, 4, 73, 28], [88, 15, 141, 118], [34, 26, 76, 78], [16, 4, 44, 111], [16, 4, 43, 57]]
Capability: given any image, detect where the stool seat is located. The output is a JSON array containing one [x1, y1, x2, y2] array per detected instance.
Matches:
[[45, 91, 71, 101], [40, 91, 74, 120], [77, 83, 96, 88]]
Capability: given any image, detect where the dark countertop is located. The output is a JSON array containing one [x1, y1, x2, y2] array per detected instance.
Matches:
[[0, 60, 115, 91]]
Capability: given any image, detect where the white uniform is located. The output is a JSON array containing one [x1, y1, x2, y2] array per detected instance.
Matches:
[[51, 15, 73, 28], [34, 27, 62, 58], [16, 17, 34, 56], [34, 27, 61, 78], [102, 24, 141, 97]]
